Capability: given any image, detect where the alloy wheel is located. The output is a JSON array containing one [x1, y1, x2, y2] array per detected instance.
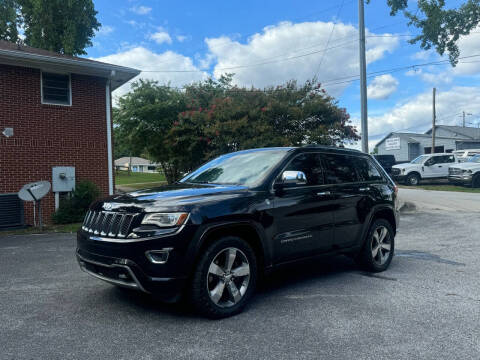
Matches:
[[207, 247, 250, 308], [371, 226, 391, 265]]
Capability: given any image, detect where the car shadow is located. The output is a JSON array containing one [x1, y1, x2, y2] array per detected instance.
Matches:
[[104, 254, 361, 319]]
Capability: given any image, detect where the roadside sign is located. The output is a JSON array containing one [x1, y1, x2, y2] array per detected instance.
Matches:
[[385, 137, 401, 150]]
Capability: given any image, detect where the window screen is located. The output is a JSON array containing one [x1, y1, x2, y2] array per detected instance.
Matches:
[[322, 154, 359, 184], [284, 153, 324, 186], [355, 157, 383, 182], [42, 72, 71, 105]]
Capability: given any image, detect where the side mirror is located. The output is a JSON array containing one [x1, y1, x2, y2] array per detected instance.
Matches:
[[281, 171, 308, 185]]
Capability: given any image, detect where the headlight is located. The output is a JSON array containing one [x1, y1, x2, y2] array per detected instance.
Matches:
[[401, 168, 405, 173], [142, 213, 189, 227]]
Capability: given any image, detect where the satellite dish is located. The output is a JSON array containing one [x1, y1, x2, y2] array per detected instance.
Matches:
[[18, 181, 51, 202]]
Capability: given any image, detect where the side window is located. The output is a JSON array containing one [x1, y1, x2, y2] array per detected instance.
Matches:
[[355, 157, 383, 182], [284, 153, 324, 186], [444, 155, 455, 163], [322, 154, 359, 184]]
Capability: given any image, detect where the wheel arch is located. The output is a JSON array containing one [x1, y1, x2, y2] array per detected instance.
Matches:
[[359, 206, 397, 250], [187, 221, 269, 277]]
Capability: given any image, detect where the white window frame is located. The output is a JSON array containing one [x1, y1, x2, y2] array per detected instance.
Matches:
[[40, 70, 72, 106]]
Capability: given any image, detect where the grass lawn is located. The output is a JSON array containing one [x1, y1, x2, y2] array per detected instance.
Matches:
[[119, 181, 167, 190], [399, 184, 480, 193], [115, 171, 166, 185], [0, 223, 82, 236]]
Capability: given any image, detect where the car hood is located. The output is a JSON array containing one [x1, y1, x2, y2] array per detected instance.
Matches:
[[93, 183, 249, 212], [450, 162, 480, 170], [392, 163, 419, 170]]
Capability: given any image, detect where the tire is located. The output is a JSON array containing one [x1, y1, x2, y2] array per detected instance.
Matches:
[[190, 236, 257, 319], [356, 219, 395, 272], [406, 173, 420, 186], [472, 174, 480, 188]]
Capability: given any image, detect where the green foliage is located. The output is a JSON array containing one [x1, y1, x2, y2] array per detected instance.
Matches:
[[0, 0, 100, 55], [370, 0, 480, 65], [114, 77, 360, 184], [0, 0, 19, 42], [52, 180, 100, 224]]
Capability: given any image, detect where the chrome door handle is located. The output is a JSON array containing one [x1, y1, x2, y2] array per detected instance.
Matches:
[[316, 191, 331, 196], [359, 187, 370, 192]]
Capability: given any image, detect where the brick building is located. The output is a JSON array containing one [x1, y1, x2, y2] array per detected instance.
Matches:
[[0, 40, 140, 228]]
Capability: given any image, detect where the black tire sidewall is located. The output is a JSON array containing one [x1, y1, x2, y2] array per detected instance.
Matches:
[[190, 236, 257, 319], [358, 219, 395, 272], [472, 174, 480, 188], [407, 173, 419, 186]]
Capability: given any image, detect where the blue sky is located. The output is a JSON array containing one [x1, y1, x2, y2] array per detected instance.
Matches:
[[88, 0, 480, 149]]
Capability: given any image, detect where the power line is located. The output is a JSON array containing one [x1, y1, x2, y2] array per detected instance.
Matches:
[[314, 0, 346, 78]]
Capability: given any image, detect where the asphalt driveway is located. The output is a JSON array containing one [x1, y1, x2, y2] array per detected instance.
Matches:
[[0, 209, 479, 360]]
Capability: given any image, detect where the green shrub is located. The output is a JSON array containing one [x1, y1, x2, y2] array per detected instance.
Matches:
[[52, 180, 100, 224]]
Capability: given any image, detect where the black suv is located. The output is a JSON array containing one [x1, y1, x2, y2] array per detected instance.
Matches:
[[77, 146, 399, 318]]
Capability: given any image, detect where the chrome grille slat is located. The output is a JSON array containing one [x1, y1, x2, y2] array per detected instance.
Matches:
[[82, 210, 136, 239]]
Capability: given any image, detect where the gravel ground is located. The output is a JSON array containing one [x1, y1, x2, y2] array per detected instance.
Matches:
[[0, 210, 479, 360]]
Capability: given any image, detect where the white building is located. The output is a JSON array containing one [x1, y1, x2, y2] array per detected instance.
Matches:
[[375, 125, 480, 162], [114, 157, 159, 173]]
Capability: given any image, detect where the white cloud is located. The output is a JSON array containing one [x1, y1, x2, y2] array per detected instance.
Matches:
[[204, 21, 399, 95], [367, 74, 399, 99], [150, 31, 172, 45], [96, 25, 114, 36], [176, 35, 188, 42], [453, 26, 480, 75], [363, 86, 480, 139], [95, 47, 208, 101], [130, 5, 152, 15]]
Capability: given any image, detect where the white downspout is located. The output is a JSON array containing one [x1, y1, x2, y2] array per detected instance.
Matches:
[[106, 79, 114, 195]]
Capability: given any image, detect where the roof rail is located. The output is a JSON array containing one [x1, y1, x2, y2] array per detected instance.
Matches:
[[301, 144, 361, 152]]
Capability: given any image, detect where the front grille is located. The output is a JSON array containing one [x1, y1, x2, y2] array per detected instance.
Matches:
[[449, 168, 462, 175], [82, 210, 138, 238], [391, 168, 401, 176]]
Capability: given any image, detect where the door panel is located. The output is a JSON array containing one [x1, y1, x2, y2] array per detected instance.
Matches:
[[272, 186, 335, 263]]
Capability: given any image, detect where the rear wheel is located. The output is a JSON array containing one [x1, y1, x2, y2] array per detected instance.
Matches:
[[356, 219, 395, 272], [406, 173, 420, 186], [190, 236, 257, 319]]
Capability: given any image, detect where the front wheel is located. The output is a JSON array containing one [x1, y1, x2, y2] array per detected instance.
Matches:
[[472, 174, 480, 188], [190, 236, 257, 319], [356, 219, 395, 272], [406, 173, 420, 186]]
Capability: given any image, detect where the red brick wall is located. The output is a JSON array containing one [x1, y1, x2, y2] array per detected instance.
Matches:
[[0, 64, 110, 225]]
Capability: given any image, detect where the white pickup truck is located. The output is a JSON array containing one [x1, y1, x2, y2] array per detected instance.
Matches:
[[391, 153, 459, 185], [448, 154, 480, 188]]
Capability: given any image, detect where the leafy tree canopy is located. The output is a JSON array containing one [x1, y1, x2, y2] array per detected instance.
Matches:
[[114, 77, 360, 184], [0, 0, 100, 55], [370, 0, 480, 65]]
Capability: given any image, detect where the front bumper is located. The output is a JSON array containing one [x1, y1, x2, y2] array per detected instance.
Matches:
[[448, 175, 472, 185], [392, 174, 406, 183], [76, 227, 197, 302]]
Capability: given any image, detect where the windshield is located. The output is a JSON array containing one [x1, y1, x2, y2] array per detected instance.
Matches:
[[181, 149, 288, 186], [468, 154, 480, 163], [410, 155, 429, 164]]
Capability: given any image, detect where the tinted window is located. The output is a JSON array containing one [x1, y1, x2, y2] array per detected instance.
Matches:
[[430, 155, 455, 164], [355, 157, 383, 182], [322, 154, 359, 184], [284, 153, 324, 186]]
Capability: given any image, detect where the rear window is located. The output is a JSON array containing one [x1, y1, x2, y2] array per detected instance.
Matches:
[[322, 154, 359, 184], [355, 157, 384, 182]]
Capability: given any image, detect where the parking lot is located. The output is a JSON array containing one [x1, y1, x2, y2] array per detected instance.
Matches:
[[1, 207, 479, 360]]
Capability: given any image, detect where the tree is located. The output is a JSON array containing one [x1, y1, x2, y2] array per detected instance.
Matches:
[[115, 78, 360, 184], [0, 0, 19, 42], [114, 80, 189, 184], [371, 0, 480, 65], [0, 0, 100, 55]]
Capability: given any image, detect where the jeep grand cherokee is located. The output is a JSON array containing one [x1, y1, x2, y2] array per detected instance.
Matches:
[[77, 146, 399, 318]]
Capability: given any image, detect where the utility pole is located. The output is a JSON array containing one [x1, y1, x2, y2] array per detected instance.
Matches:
[[463, 111, 466, 128], [358, 0, 368, 153], [432, 88, 436, 153]]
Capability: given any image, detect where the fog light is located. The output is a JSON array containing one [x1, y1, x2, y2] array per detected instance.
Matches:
[[146, 248, 173, 264]]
